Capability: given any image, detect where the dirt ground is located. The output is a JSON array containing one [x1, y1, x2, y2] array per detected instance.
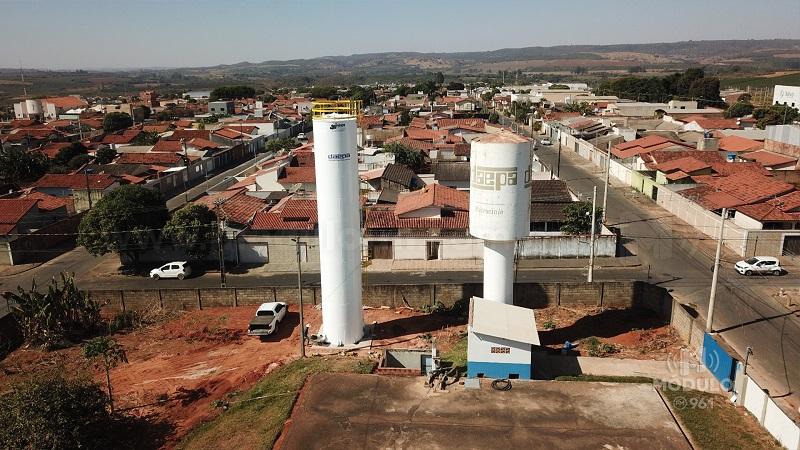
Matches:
[[0, 305, 465, 446], [536, 306, 685, 360], [0, 303, 681, 447]]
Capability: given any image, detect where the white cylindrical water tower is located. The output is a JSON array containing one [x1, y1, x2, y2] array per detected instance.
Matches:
[[469, 132, 532, 304], [313, 113, 364, 345]]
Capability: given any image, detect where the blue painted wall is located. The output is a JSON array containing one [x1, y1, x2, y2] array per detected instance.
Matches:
[[702, 333, 737, 391], [467, 361, 532, 379]]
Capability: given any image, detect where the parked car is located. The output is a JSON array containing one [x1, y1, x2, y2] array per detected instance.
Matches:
[[540, 138, 552, 146], [150, 261, 191, 280], [734, 256, 783, 276], [297, 132, 307, 141], [248, 302, 287, 337]]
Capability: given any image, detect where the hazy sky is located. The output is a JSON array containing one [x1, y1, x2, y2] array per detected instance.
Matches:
[[2, 0, 799, 69]]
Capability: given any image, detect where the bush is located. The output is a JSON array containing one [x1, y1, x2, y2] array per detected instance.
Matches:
[[583, 336, 619, 357], [4, 273, 103, 349], [0, 370, 113, 450]]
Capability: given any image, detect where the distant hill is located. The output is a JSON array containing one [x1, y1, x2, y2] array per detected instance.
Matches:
[[181, 39, 800, 78], [1, 39, 798, 107]]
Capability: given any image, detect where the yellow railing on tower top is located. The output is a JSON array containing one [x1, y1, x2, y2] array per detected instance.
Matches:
[[311, 99, 363, 118]]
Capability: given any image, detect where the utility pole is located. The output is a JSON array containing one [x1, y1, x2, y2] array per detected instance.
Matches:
[[214, 199, 227, 287], [293, 237, 306, 358], [84, 168, 94, 210], [181, 139, 189, 205], [588, 186, 597, 283], [556, 130, 562, 178], [602, 142, 611, 223], [706, 207, 727, 332]]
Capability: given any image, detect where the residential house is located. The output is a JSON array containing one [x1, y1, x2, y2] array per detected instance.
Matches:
[[29, 173, 118, 213], [208, 101, 235, 115]]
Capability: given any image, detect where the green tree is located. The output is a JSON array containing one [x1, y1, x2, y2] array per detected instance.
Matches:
[[163, 204, 218, 261], [488, 112, 500, 124], [687, 77, 723, 107], [561, 201, 602, 235], [262, 93, 277, 103], [0, 371, 114, 450], [550, 84, 570, 90], [724, 101, 754, 118], [447, 81, 465, 90], [131, 131, 160, 146], [95, 146, 118, 165], [434, 72, 445, 85], [563, 101, 594, 115], [481, 91, 494, 102], [68, 154, 91, 170], [0, 146, 49, 187], [398, 110, 411, 126], [102, 112, 133, 133], [752, 105, 799, 129], [210, 85, 255, 101], [54, 142, 88, 167], [310, 86, 338, 99], [384, 143, 424, 172], [77, 185, 169, 265], [4, 273, 102, 349], [84, 336, 128, 413], [347, 86, 376, 105], [573, 66, 588, 75], [265, 137, 299, 154]]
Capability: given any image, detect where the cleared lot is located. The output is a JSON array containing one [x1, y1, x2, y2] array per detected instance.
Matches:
[[277, 373, 691, 450]]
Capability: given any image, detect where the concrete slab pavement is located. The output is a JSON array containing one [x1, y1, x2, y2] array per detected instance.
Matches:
[[277, 373, 691, 450]]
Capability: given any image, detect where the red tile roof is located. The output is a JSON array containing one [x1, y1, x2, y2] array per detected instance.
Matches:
[[0, 199, 38, 235], [435, 118, 486, 131], [735, 191, 800, 222], [358, 115, 384, 128], [385, 136, 434, 151], [102, 130, 142, 145], [30, 173, 116, 190], [395, 184, 468, 216], [250, 197, 318, 231], [22, 191, 72, 212], [213, 128, 251, 140], [680, 172, 795, 209], [682, 116, 740, 130], [279, 167, 315, 184], [739, 150, 797, 168], [165, 129, 210, 141], [405, 128, 449, 142], [116, 152, 182, 165], [174, 119, 194, 128], [194, 189, 268, 226], [718, 135, 762, 153], [654, 156, 711, 174], [611, 135, 693, 159], [142, 124, 172, 133], [187, 137, 221, 150], [151, 140, 184, 153], [42, 96, 87, 109], [37, 142, 72, 159], [409, 117, 428, 128], [364, 207, 468, 230]]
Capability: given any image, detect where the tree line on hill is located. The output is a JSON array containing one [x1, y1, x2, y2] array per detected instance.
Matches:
[[597, 68, 724, 107]]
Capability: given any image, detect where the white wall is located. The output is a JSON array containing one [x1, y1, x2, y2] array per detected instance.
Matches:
[[740, 374, 800, 450], [468, 328, 531, 366]]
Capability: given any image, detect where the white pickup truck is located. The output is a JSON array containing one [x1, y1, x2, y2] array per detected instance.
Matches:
[[247, 302, 287, 337]]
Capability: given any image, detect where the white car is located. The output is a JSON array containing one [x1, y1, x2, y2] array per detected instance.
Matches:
[[248, 302, 288, 337], [540, 138, 552, 146], [150, 261, 191, 280], [734, 256, 783, 276]]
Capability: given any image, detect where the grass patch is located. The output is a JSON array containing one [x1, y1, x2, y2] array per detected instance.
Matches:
[[554, 374, 654, 384], [720, 72, 800, 89], [178, 355, 374, 450], [442, 335, 467, 373], [659, 386, 782, 450]]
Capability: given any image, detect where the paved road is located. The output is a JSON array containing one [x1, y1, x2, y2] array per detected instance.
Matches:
[[529, 128, 800, 407]]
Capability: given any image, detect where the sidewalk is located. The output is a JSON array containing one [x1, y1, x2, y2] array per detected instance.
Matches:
[[532, 352, 725, 394]]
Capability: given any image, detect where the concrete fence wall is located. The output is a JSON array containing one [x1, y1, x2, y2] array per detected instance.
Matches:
[[87, 280, 672, 319], [671, 299, 800, 450]]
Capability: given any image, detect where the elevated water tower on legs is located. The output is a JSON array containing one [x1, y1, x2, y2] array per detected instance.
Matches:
[[469, 132, 532, 304]]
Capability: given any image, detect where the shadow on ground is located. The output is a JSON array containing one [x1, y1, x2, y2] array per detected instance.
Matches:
[[539, 308, 666, 346]]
